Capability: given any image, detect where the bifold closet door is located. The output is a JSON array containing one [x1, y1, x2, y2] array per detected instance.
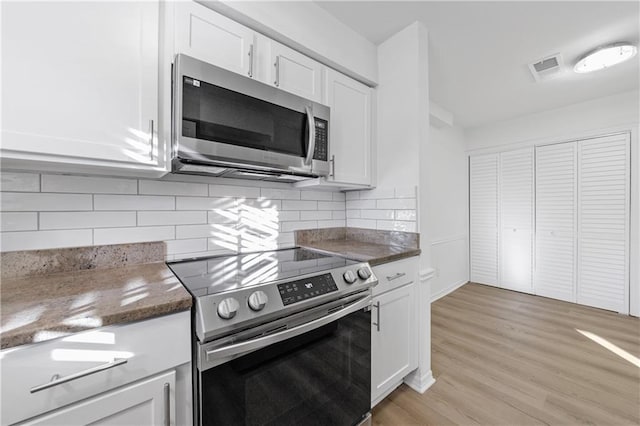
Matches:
[[534, 142, 577, 302], [577, 133, 630, 313], [499, 148, 534, 293], [470, 154, 498, 286]]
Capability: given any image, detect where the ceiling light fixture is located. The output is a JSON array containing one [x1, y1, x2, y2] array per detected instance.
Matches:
[[574, 42, 637, 73]]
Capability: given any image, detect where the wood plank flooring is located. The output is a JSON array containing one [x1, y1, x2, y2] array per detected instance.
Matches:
[[372, 283, 640, 425]]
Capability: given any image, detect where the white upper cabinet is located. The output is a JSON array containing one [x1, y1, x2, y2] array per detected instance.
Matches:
[[269, 41, 324, 103], [324, 68, 373, 186], [174, 1, 255, 78], [0, 1, 166, 176]]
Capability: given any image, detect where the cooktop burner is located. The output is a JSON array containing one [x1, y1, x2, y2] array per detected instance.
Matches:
[[167, 247, 358, 298]]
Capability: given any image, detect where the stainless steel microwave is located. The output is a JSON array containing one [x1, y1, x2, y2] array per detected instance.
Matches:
[[172, 54, 330, 181]]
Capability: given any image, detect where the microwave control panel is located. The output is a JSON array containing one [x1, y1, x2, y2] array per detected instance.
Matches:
[[313, 119, 329, 161]]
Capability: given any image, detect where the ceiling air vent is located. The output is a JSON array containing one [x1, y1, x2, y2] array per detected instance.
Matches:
[[528, 53, 564, 82]]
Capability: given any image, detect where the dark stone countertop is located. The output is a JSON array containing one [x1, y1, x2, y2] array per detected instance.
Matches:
[[0, 242, 192, 350], [295, 227, 421, 266]]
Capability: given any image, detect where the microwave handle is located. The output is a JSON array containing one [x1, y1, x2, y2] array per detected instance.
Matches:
[[304, 106, 315, 165]]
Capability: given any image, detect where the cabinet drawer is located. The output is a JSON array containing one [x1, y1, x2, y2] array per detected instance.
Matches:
[[1, 311, 190, 426], [372, 256, 419, 296]]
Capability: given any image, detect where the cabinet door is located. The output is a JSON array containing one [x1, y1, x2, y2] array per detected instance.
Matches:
[[174, 1, 255, 77], [534, 142, 577, 302], [499, 148, 534, 293], [577, 133, 630, 313], [371, 284, 417, 405], [324, 69, 372, 186], [470, 154, 499, 286], [1, 1, 161, 171], [270, 41, 324, 103], [18, 371, 175, 426]]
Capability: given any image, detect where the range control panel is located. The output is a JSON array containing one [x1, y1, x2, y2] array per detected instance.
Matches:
[[278, 273, 338, 306]]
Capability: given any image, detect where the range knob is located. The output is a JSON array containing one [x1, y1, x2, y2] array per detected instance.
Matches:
[[358, 267, 372, 280], [217, 298, 240, 319], [343, 270, 357, 284], [248, 291, 268, 311]]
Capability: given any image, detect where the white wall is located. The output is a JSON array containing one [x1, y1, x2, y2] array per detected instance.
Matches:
[[466, 90, 639, 152], [0, 172, 346, 259], [201, 0, 378, 85], [465, 90, 640, 316], [429, 124, 469, 301]]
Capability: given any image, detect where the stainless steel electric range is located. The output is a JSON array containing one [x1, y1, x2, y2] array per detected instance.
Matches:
[[167, 247, 377, 426]]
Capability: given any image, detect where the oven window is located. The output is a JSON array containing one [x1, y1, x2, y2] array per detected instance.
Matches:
[[182, 76, 307, 157], [199, 309, 371, 426]]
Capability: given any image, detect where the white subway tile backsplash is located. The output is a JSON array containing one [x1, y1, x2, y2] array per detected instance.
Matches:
[[332, 192, 346, 202], [347, 218, 376, 229], [376, 220, 417, 232], [281, 220, 317, 232], [2, 193, 92, 211], [300, 210, 332, 221], [346, 210, 361, 218], [395, 186, 417, 198], [139, 180, 207, 196], [166, 238, 208, 255], [176, 224, 220, 239], [300, 190, 334, 201], [209, 184, 260, 199], [42, 175, 137, 194], [94, 195, 174, 211], [395, 210, 417, 221], [318, 201, 344, 211], [282, 200, 317, 211], [360, 209, 394, 220], [137, 211, 207, 226], [1, 172, 40, 192], [318, 219, 345, 228], [332, 210, 346, 220], [41, 212, 136, 229], [0, 171, 351, 258], [376, 198, 416, 210], [278, 211, 300, 222], [94, 226, 174, 245], [359, 187, 394, 200], [261, 188, 301, 200], [176, 196, 236, 210], [345, 191, 359, 201], [346, 199, 375, 210], [1, 229, 92, 251], [0, 212, 38, 231]]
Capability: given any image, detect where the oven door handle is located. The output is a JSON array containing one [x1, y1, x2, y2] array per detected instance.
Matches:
[[205, 295, 371, 361]]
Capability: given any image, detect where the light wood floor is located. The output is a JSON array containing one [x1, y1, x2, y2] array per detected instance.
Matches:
[[372, 283, 640, 425]]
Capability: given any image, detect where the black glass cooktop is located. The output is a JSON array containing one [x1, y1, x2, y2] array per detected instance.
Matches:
[[167, 248, 357, 297]]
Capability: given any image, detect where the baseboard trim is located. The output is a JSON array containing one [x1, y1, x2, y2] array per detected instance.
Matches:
[[431, 279, 469, 303], [404, 370, 436, 394]]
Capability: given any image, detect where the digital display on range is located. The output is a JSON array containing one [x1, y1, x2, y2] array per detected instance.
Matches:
[[278, 273, 338, 305]]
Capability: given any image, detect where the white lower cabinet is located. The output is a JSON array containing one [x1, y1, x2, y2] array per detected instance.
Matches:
[[370, 257, 418, 407], [1, 311, 191, 426], [17, 371, 175, 426]]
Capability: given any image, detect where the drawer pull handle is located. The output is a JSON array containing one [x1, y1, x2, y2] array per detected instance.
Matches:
[[387, 272, 406, 281], [30, 358, 128, 393], [372, 301, 381, 332]]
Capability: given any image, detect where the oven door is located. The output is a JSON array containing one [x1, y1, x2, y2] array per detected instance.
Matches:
[[174, 54, 330, 177], [196, 295, 371, 426]]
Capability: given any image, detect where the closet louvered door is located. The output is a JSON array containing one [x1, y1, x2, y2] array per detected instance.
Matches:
[[534, 142, 577, 302], [470, 154, 498, 286], [499, 148, 534, 293], [577, 133, 630, 313]]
